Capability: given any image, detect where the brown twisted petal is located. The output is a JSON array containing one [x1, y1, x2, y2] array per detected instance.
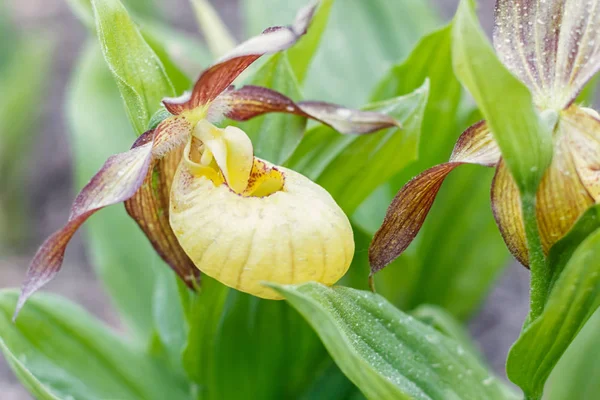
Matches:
[[492, 111, 595, 267], [162, 2, 316, 114], [14, 134, 154, 318], [15, 118, 193, 319], [125, 144, 200, 289], [221, 85, 399, 135], [369, 121, 501, 273], [493, 0, 600, 109]]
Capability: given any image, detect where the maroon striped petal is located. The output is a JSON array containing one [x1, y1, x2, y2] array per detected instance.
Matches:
[[15, 117, 194, 319], [14, 134, 154, 319], [124, 145, 200, 288], [369, 121, 501, 273], [162, 2, 317, 114], [220, 85, 399, 134], [494, 0, 600, 109]]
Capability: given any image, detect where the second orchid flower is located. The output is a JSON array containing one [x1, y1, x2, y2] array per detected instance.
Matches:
[[370, 0, 600, 273]]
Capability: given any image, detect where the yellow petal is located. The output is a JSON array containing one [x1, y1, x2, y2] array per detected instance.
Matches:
[[192, 120, 253, 193], [242, 158, 285, 197], [169, 158, 354, 299], [182, 136, 224, 185]]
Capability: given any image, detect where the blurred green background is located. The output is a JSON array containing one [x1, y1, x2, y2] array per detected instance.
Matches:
[[0, 1, 534, 399]]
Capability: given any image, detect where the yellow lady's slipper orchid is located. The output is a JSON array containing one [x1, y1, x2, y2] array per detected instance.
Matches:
[[170, 122, 354, 299], [369, 0, 600, 272], [15, 2, 398, 317]]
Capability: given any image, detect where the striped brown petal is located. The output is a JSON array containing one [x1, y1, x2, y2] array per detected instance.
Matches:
[[14, 133, 155, 319], [494, 0, 600, 109], [220, 85, 399, 135], [15, 118, 194, 318], [492, 109, 596, 267], [369, 121, 501, 273], [491, 160, 528, 266], [124, 145, 200, 289], [162, 2, 316, 114]]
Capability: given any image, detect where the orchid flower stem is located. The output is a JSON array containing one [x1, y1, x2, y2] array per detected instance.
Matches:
[[521, 192, 549, 323]]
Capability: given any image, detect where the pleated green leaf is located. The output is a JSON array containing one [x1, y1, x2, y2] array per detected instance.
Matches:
[[545, 308, 600, 399], [181, 280, 336, 399], [0, 340, 61, 400], [92, 0, 175, 135], [507, 223, 600, 398], [0, 290, 188, 400], [0, 35, 52, 249], [274, 283, 510, 400]]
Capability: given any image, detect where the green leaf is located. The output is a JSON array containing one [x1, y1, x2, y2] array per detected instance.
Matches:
[[65, 0, 209, 93], [547, 205, 600, 289], [67, 42, 164, 341], [274, 283, 510, 400], [286, 82, 428, 215], [66, 0, 159, 29], [138, 21, 209, 91], [184, 283, 331, 399], [92, 0, 175, 135], [300, 361, 363, 400], [0, 340, 61, 400], [0, 38, 52, 162], [370, 24, 460, 169], [236, 53, 307, 165], [181, 276, 228, 387], [452, 0, 552, 193], [411, 305, 482, 361], [545, 308, 600, 399], [140, 23, 195, 94], [412, 306, 520, 400], [286, 0, 334, 84], [244, 0, 440, 106], [507, 228, 600, 398], [0, 35, 52, 249], [150, 268, 189, 376], [0, 290, 188, 400]]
